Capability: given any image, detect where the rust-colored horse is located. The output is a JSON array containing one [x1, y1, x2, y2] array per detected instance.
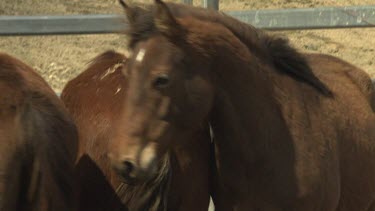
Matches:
[[61, 50, 212, 211], [0, 53, 78, 211], [109, 0, 375, 210]]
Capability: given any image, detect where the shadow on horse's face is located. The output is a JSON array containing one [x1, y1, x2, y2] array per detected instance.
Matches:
[[109, 31, 214, 184]]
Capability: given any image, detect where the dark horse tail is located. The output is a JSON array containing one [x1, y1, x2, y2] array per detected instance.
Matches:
[[0, 91, 78, 211]]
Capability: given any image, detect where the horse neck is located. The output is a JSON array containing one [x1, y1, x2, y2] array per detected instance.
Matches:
[[208, 39, 288, 165]]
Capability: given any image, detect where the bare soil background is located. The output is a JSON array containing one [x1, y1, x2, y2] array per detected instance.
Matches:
[[0, 0, 374, 92]]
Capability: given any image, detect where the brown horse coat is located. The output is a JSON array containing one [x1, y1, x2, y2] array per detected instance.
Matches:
[[0, 53, 78, 211], [61, 50, 211, 211], [110, 1, 375, 210], [61, 51, 128, 211]]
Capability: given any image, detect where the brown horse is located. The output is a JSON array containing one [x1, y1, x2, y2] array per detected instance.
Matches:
[[61, 50, 212, 211], [0, 53, 78, 211], [109, 0, 375, 210]]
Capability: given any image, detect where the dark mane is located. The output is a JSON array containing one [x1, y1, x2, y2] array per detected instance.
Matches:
[[124, 2, 333, 96], [116, 153, 172, 211]]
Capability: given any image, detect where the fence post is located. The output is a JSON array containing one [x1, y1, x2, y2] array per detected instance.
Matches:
[[181, 0, 193, 5], [202, 0, 219, 10]]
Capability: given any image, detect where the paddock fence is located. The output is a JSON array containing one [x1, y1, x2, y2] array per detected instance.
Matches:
[[0, 1, 374, 36]]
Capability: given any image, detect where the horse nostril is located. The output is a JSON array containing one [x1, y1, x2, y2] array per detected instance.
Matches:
[[122, 160, 134, 174]]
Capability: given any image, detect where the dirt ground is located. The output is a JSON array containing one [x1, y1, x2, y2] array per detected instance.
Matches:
[[0, 0, 374, 92]]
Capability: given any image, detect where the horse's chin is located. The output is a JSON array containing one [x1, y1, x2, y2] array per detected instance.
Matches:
[[119, 175, 140, 185], [118, 168, 158, 185]]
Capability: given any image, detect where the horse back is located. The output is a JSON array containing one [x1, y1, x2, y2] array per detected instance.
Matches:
[[305, 53, 375, 111], [61, 50, 128, 211]]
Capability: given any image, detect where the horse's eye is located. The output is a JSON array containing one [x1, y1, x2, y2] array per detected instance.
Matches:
[[153, 74, 170, 88]]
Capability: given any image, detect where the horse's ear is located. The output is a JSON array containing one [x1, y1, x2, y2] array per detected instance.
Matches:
[[119, 0, 137, 24], [154, 0, 182, 37]]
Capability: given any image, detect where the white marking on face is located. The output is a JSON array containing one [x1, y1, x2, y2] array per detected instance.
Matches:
[[135, 48, 146, 63], [139, 143, 156, 169]]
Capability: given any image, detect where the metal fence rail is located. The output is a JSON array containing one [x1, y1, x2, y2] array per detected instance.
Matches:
[[0, 15, 126, 36], [0, 5, 374, 36], [203, 0, 219, 11], [227, 5, 375, 30]]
